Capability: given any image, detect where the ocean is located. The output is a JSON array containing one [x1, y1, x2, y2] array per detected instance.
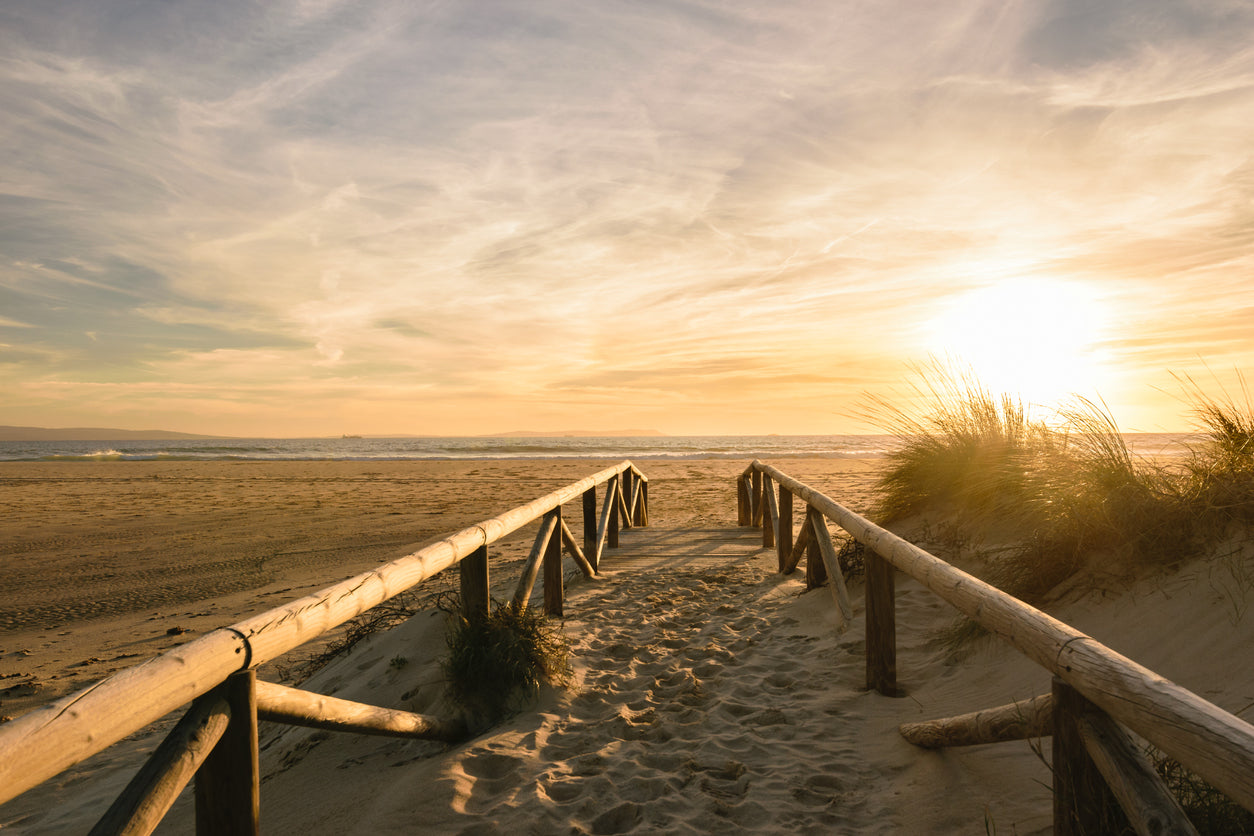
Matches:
[[0, 433, 1196, 463]]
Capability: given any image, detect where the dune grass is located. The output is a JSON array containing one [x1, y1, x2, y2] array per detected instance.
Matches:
[[866, 367, 1254, 601], [440, 598, 572, 728]]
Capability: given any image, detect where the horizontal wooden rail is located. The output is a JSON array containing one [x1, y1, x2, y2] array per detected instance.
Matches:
[[742, 459, 1254, 815], [255, 680, 465, 741], [0, 461, 647, 807]]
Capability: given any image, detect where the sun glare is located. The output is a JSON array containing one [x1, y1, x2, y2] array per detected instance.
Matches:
[[926, 278, 1108, 408]]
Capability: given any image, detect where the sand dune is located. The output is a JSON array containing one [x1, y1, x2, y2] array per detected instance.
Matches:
[[1, 457, 1251, 833]]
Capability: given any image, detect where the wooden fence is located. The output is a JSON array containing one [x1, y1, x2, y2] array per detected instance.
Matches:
[[739, 459, 1254, 836], [0, 461, 648, 835]]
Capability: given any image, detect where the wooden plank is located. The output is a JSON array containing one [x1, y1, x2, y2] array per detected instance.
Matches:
[[1077, 707, 1199, 836], [89, 693, 230, 836], [194, 671, 259, 836], [459, 545, 489, 622], [865, 551, 896, 696], [582, 486, 597, 569], [753, 460, 1254, 810], [809, 510, 853, 630], [513, 512, 558, 610], [1053, 678, 1115, 836], [254, 681, 465, 742], [559, 518, 596, 578], [777, 485, 792, 572], [761, 475, 777, 548], [900, 694, 1052, 749], [544, 508, 564, 617]]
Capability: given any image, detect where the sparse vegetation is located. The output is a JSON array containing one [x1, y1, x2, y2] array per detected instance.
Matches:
[[440, 597, 572, 728], [863, 365, 1254, 602]]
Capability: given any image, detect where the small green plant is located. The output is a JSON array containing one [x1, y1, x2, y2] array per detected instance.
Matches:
[[388, 655, 409, 670], [440, 598, 572, 727]]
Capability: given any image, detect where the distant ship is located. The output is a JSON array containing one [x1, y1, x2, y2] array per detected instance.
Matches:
[[341, 434, 362, 439]]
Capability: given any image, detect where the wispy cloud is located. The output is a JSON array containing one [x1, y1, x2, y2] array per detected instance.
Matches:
[[2, 0, 1252, 433]]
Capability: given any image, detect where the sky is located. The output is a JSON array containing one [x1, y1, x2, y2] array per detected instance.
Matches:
[[2, 0, 1253, 437]]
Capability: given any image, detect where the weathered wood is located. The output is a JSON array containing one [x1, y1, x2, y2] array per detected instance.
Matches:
[[762, 475, 777, 549], [459, 545, 489, 622], [809, 510, 853, 630], [559, 518, 595, 578], [782, 510, 813, 575], [594, 478, 615, 566], [628, 478, 642, 528], [608, 477, 621, 549], [750, 460, 1254, 810], [615, 475, 632, 531], [638, 480, 649, 526], [544, 507, 564, 616], [805, 508, 827, 591], [738, 474, 752, 526], [1053, 678, 1115, 836], [751, 470, 763, 527], [777, 486, 792, 572], [195, 671, 259, 836], [900, 694, 1052, 749], [865, 550, 896, 696], [513, 512, 558, 610], [582, 486, 597, 570], [1077, 706, 1199, 836], [254, 680, 466, 742], [90, 693, 231, 836], [0, 461, 644, 807]]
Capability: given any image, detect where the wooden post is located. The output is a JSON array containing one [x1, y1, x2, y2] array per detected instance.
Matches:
[[777, 486, 792, 572], [865, 551, 897, 696], [195, 671, 259, 836], [1053, 677, 1118, 836], [737, 475, 750, 526], [622, 469, 634, 526], [809, 511, 853, 629], [761, 475, 776, 549], [583, 487, 597, 570], [608, 477, 620, 549], [460, 545, 489, 622], [91, 692, 231, 836], [543, 507, 564, 617], [751, 469, 763, 527], [638, 480, 648, 526], [805, 508, 827, 590]]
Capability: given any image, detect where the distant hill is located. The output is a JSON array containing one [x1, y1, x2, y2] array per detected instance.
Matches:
[[0, 426, 225, 441], [488, 429, 666, 438]]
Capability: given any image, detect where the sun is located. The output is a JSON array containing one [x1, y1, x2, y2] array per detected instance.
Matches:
[[925, 277, 1108, 408]]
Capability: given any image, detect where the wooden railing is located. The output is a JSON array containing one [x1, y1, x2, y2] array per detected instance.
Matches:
[[0, 461, 648, 834], [739, 459, 1254, 836]]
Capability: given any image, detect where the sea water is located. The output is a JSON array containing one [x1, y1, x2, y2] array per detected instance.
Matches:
[[0, 433, 1195, 462]]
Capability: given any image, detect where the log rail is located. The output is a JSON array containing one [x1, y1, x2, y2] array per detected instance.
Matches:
[[0, 460, 649, 834], [739, 459, 1254, 835]]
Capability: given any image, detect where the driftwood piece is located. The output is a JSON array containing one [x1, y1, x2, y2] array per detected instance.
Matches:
[[90, 692, 230, 836], [255, 680, 465, 742], [1077, 706, 1199, 836], [899, 693, 1052, 749], [809, 511, 853, 630]]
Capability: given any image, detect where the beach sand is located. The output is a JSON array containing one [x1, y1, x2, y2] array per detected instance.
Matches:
[[1, 457, 1252, 833]]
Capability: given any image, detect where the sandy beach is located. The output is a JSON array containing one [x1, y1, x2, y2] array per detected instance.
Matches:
[[2, 456, 1252, 833]]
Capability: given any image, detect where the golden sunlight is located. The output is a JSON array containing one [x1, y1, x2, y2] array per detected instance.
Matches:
[[926, 277, 1108, 408]]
